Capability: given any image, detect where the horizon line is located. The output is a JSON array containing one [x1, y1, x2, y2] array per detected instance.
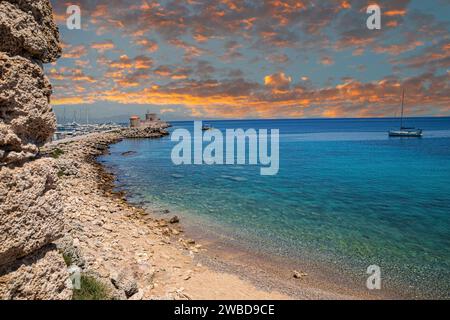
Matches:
[[162, 115, 450, 122]]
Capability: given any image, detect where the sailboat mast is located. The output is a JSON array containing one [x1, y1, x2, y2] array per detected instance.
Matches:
[[400, 89, 405, 129]]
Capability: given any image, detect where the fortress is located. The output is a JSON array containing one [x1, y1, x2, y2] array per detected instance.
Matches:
[[129, 112, 160, 128]]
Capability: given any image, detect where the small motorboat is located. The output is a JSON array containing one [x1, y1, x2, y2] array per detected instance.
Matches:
[[388, 89, 423, 138]]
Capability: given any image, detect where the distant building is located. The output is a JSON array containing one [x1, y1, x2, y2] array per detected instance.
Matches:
[[146, 113, 158, 122], [129, 115, 141, 128], [129, 112, 161, 128]]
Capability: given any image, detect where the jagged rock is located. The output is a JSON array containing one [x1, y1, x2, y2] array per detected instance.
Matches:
[[0, 158, 63, 266], [55, 235, 86, 268], [0, 53, 56, 165], [110, 270, 139, 298], [0, 0, 61, 62], [0, 0, 67, 300], [0, 245, 72, 300]]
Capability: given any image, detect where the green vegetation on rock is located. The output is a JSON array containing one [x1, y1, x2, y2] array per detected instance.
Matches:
[[50, 148, 65, 159], [72, 275, 110, 300]]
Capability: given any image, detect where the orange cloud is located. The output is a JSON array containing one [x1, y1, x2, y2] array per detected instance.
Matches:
[[51, 71, 450, 120], [374, 41, 424, 55], [62, 45, 88, 59], [385, 10, 407, 17], [340, 1, 351, 9], [135, 38, 159, 53], [264, 72, 292, 89], [91, 40, 115, 53]]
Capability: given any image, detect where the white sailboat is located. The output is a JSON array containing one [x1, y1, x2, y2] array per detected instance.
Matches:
[[388, 89, 423, 137]]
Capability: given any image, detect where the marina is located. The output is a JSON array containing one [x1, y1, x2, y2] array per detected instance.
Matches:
[[53, 122, 124, 141]]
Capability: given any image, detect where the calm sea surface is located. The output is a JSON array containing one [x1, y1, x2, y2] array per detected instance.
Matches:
[[100, 118, 450, 298]]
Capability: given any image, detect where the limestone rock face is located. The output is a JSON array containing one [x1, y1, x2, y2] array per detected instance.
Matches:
[[0, 245, 72, 300], [0, 0, 62, 63], [0, 0, 70, 300], [0, 53, 56, 165], [0, 158, 64, 266]]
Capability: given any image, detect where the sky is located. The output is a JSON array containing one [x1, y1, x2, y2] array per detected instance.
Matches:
[[48, 0, 450, 122]]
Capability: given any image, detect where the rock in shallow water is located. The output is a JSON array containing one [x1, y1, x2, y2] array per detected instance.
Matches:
[[169, 216, 180, 224]]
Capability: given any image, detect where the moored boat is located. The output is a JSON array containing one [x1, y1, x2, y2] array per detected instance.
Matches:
[[388, 89, 423, 138], [388, 128, 423, 137]]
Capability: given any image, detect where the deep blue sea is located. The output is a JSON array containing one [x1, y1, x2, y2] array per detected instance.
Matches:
[[100, 118, 450, 298]]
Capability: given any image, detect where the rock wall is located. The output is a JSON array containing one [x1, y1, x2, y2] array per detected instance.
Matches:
[[0, 54, 55, 165], [0, 0, 70, 299], [0, 158, 63, 266], [0, 245, 71, 300], [0, 0, 61, 63]]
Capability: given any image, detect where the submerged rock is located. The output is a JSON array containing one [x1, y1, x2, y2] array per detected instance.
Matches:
[[121, 151, 137, 156]]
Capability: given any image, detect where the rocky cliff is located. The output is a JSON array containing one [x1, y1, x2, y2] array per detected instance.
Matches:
[[0, 0, 71, 299]]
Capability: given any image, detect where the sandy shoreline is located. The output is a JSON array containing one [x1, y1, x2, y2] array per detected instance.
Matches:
[[45, 129, 398, 300]]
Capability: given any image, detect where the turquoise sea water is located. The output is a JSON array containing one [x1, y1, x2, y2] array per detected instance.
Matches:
[[100, 118, 450, 298]]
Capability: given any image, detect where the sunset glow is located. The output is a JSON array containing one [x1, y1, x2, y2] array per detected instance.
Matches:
[[49, 0, 450, 121]]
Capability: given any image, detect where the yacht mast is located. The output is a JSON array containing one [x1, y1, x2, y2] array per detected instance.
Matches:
[[400, 89, 405, 129]]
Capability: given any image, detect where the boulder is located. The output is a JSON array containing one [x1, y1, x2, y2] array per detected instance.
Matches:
[[0, 158, 64, 266], [0, 0, 61, 62], [0, 53, 56, 165], [293, 270, 308, 279], [0, 245, 72, 300], [110, 270, 139, 298], [169, 216, 180, 224], [55, 235, 86, 268]]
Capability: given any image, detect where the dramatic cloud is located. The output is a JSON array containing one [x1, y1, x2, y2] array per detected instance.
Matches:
[[264, 72, 292, 89], [48, 0, 450, 120]]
